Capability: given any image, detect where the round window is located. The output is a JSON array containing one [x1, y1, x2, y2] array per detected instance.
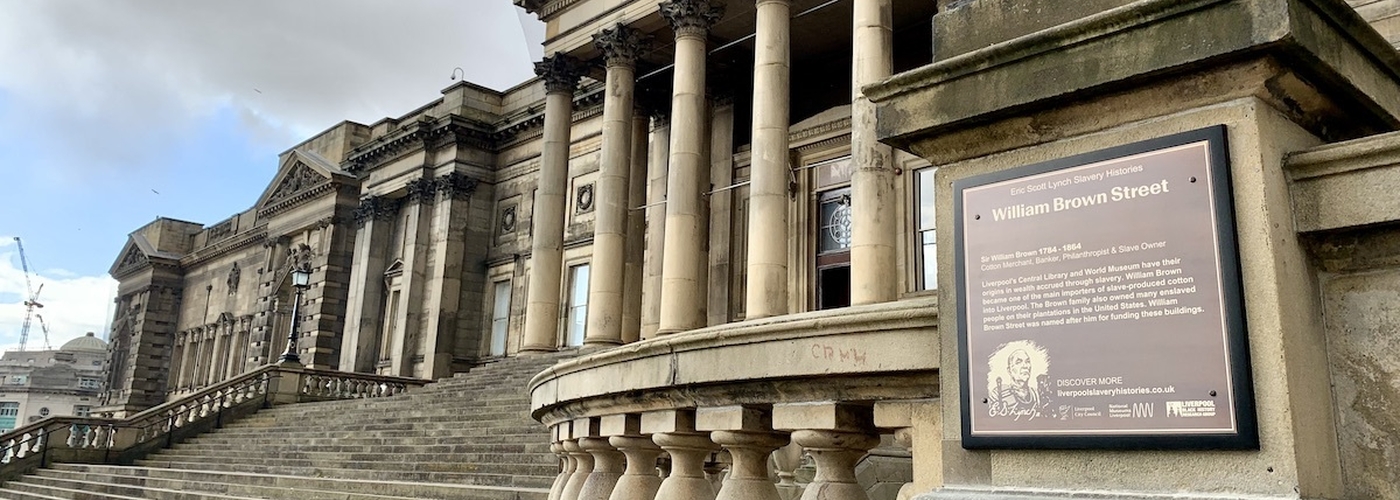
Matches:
[[38, 407, 49, 417]]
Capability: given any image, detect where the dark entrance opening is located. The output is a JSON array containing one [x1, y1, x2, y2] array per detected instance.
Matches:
[[817, 265, 851, 310]]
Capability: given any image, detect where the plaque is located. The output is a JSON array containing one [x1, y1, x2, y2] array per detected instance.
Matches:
[[953, 126, 1258, 449]]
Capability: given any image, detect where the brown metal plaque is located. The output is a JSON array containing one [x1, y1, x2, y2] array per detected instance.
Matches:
[[954, 126, 1257, 449]]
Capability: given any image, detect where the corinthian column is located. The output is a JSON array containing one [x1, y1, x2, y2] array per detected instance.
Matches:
[[746, 0, 792, 320], [657, 0, 724, 335], [849, 0, 897, 304], [522, 54, 583, 353], [586, 24, 650, 346]]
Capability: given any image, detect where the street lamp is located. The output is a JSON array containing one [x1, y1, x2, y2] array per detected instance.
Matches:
[[278, 265, 311, 365]]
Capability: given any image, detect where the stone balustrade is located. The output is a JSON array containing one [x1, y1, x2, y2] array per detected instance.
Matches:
[[529, 297, 939, 500]]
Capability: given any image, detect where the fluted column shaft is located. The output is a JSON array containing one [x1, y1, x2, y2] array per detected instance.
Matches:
[[746, 0, 792, 319], [791, 430, 879, 500], [587, 25, 648, 346], [657, 0, 723, 335], [849, 0, 897, 304], [609, 436, 664, 500], [178, 334, 195, 388], [654, 433, 721, 500], [523, 55, 582, 352]]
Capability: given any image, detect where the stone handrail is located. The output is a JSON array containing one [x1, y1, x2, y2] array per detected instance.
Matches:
[[527, 297, 939, 500], [0, 364, 428, 483]]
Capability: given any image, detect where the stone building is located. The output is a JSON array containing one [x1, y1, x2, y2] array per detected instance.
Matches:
[[93, 0, 1400, 498], [0, 333, 107, 430]]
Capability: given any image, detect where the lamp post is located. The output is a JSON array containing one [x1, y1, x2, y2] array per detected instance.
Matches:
[[278, 265, 311, 365]]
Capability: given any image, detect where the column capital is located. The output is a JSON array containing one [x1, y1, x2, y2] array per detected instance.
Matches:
[[660, 0, 724, 38], [594, 24, 651, 69], [436, 171, 479, 201], [352, 195, 401, 227], [536, 54, 585, 94], [405, 176, 438, 205]]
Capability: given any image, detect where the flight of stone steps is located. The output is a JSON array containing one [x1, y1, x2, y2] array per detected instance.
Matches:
[[0, 349, 584, 500]]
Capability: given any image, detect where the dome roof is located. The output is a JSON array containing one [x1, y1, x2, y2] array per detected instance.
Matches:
[[61, 332, 108, 352]]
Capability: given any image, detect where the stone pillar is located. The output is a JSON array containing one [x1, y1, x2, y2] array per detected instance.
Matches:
[[578, 417, 625, 500], [422, 172, 478, 378], [342, 196, 397, 373], [587, 24, 649, 346], [746, 0, 793, 320], [522, 54, 584, 353], [774, 403, 879, 500], [391, 176, 436, 377], [200, 329, 216, 387], [561, 438, 595, 500], [603, 414, 663, 500], [657, 0, 724, 335], [178, 332, 196, 388], [640, 116, 670, 340], [770, 442, 805, 500], [622, 111, 651, 344], [698, 406, 789, 500], [848, 0, 897, 304], [644, 409, 721, 500]]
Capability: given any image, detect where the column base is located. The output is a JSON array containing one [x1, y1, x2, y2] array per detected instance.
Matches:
[[584, 339, 625, 347], [521, 345, 561, 354]]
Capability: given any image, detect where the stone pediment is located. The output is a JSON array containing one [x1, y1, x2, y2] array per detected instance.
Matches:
[[108, 234, 181, 278], [254, 150, 354, 216]]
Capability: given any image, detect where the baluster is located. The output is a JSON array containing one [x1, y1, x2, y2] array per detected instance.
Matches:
[[603, 414, 663, 500], [774, 403, 879, 500], [66, 424, 81, 448], [698, 405, 789, 500], [577, 417, 624, 500], [1, 438, 14, 463], [644, 409, 721, 500]]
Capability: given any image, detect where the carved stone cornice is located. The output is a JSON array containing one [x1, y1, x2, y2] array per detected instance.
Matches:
[[257, 181, 339, 219], [405, 176, 439, 205], [660, 0, 723, 37], [594, 24, 651, 69], [352, 195, 402, 227], [181, 226, 269, 268], [346, 116, 496, 173], [436, 172, 479, 201], [535, 54, 584, 94]]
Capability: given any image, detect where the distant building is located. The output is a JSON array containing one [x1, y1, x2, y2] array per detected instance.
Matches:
[[0, 333, 107, 430]]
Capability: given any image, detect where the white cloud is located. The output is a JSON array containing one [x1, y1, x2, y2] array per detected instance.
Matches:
[[0, 242, 117, 353], [0, 0, 543, 180]]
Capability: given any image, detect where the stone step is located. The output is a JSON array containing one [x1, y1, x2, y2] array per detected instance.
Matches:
[[1, 478, 253, 500], [189, 428, 547, 441], [153, 447, 557, 465], [123, 460, 553, 488], [228, 409, 535, 424], [36, 464, 549, 500], [171, 440, 552, 454], [136, 453, 557, 476], [185, 433, 546, 446]]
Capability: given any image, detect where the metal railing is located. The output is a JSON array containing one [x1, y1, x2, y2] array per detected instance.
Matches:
[[0, 364, 427, 483]]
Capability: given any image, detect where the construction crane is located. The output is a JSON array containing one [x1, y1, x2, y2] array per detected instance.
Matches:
[[14, 237, 44, 352], [34, 314, 52, 351]]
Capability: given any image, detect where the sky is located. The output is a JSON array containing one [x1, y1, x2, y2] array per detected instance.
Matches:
[[0, 0, 545, 352]]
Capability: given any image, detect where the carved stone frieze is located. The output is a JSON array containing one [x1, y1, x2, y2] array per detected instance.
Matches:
[[405, 176, 438, 205], [594, 24, 651, 68], [352, 196, 401, 227], [436, 172, 479, 201], [267, 162, 327, 205], [535, 54, 584, 94], [660, 0, 723, 36]]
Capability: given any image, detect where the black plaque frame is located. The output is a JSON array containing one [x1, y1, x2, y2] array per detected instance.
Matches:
[[953, 125, 1258, 450]]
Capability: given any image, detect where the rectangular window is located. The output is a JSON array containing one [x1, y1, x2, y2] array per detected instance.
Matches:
[[0, 402, 17, 430], [490, 280, 512, 356], [78, 378, 99, 389], [7, 376, 26, 386], [73, 405, 91, 418], [565, 264, 591, 347], [916, 168, 937, 290]]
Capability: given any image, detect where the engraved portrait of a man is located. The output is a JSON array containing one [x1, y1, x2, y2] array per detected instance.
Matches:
[[1000, 349, 1038, 411], [987, 340, 1051, 418]]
